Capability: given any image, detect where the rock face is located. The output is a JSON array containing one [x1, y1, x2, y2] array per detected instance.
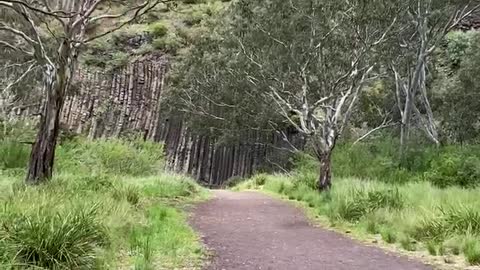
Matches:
[[12, 54, 303, 186]]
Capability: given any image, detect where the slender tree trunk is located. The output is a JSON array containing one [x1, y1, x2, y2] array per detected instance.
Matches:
[[317, 151, 332, 191], [26, 63, 68, 184]]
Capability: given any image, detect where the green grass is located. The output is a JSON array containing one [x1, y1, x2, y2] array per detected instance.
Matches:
[[463, 238, 480, 265], [235, 172, 480, 266], [0, 136, 207, 269]]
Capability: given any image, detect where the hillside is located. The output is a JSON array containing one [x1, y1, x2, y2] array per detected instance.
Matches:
[[81, 0, 229, 70]]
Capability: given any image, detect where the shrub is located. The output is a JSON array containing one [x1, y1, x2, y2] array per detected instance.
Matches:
[[149, 22, 169, 38], [0, 206, 108, 269], [183, 10, 205, 27], [152, 34, 183, 53], [425, 154, 480, 188]]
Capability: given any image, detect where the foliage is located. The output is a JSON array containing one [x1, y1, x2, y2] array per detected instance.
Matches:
[[0, 140, 30, 170], [81, 0, 227, 68], [56, 138, 164, 176], [0, 205, 108, 269], [234, 170, 480, 266], [149, 22, 169, 38], [435, 31, 480, 143], [288, 137, 480, 188], [463, 238, 480, 265], [425, 154, 480, 188], [0, 138, 205, 269]]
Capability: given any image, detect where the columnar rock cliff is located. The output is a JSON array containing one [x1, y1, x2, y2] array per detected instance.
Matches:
[[12, 55, 302, 186]]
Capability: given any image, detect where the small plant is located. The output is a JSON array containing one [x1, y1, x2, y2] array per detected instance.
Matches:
[[124, 186, 141, 206], [365, 219, 379, 234], [149, 22, 169, 38], [438, 244, 446, 256], [400, 236, 417, 251], [463, 238, 480, 265], [0, 206, 108, 269], [0, 140, 30, 170], [381, 229, 397, 244], [253, 174, 268, 186], [152, 34, 183, 53], [427, 241, 438, 256]]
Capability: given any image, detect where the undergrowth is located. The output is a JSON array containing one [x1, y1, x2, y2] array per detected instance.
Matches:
[[235, 170, 480, 266], [0, 132, 206, 269]]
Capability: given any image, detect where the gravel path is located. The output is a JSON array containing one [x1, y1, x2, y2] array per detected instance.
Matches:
[[191, 190, 434, 270]]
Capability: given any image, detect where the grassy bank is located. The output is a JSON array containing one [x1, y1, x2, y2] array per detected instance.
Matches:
[[235, 172, 480, 268], [0, 135, 207, 269]]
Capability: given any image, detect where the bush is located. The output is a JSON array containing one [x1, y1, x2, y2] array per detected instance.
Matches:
[[152, 34, 183, 54], [0, 206, 108, 269], [149, 22, 169, 38], [425, 154, 480, 188]]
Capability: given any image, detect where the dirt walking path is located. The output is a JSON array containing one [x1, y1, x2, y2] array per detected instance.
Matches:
[[191, 190, 433, 270]]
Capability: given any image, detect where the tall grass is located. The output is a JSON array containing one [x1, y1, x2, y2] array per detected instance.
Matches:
[[237, 173, 480, 266], [0, 133, 205, 269], [56, 138, 165, 176], [295, 139, 480, 188]]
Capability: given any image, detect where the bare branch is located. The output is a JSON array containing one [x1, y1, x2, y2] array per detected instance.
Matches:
[[2, 62, 37, 92], [83, 0, 162, 43], [0, 0, 75, 18], [353, 118, 398, 145]]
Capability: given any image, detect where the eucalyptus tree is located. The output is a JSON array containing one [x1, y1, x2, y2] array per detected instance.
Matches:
[[389, 0, 480, 151], [176, 0, 400, 190], [0, 0, 163, 184]]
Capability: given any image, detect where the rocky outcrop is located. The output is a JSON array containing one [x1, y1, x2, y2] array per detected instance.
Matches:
[[12, 54, 302, 186]]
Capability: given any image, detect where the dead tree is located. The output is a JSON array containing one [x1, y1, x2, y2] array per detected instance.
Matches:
[[0, 0, 163, 184]]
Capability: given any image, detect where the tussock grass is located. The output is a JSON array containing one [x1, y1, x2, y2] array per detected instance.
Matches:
[[0, 135, 205, 269], [236, 173, 480, 266]]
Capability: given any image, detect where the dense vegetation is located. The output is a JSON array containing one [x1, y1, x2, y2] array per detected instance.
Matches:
[[2, 0, 480, 269], [235, 148, 480, 266], [172, 0, 480, 190], [0, 123, 206, 269]]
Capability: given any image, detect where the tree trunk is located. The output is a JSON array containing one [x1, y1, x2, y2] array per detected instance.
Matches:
[[26, 64, 67, 184], [317, 152, 332, 191]]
